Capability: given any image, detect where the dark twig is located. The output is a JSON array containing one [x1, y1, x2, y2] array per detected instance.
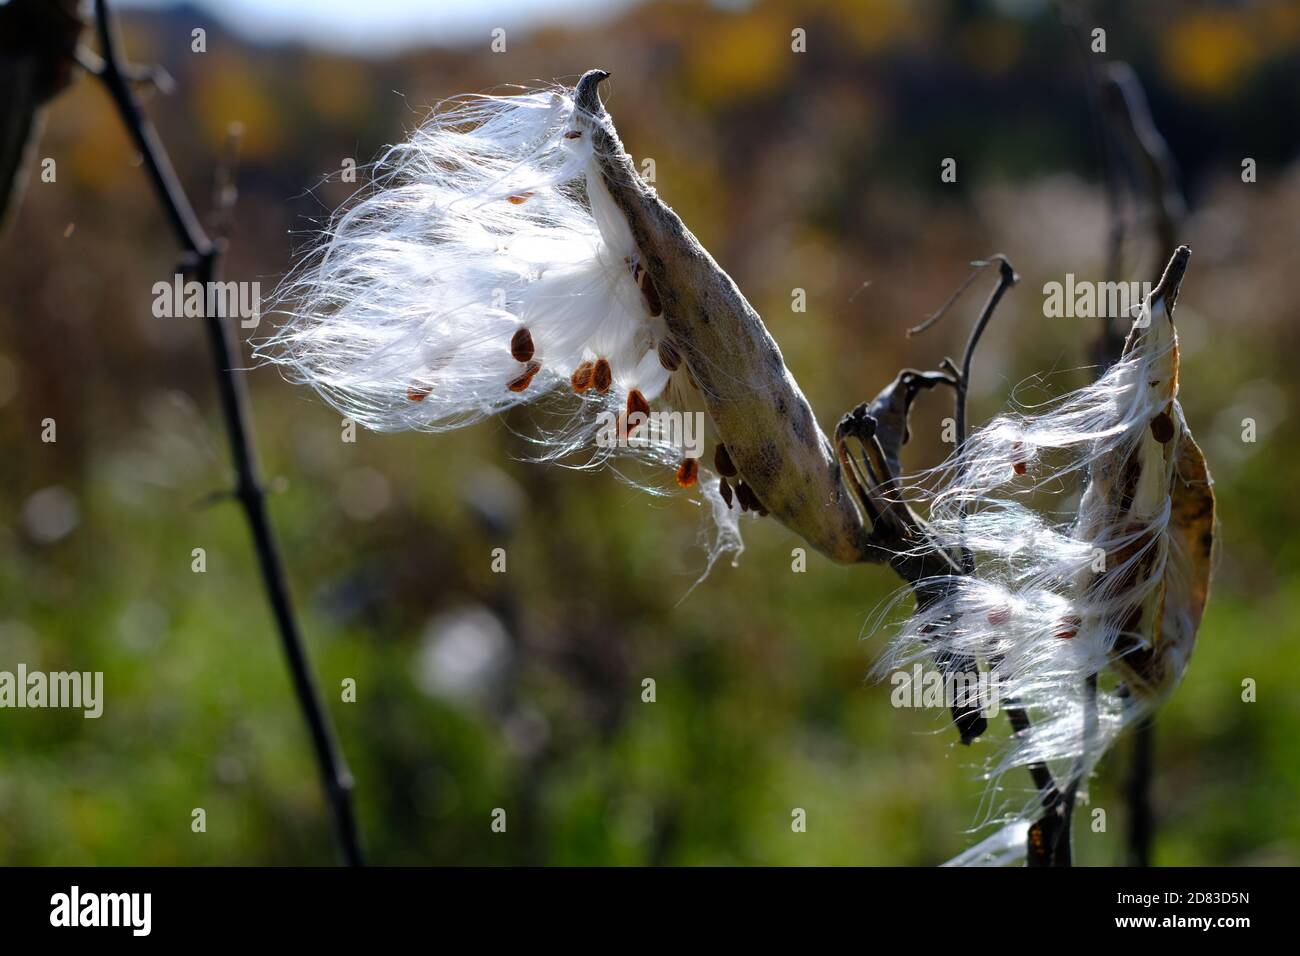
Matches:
[[1127, 719, 1155, 866], [1060, 3, 1130, 366], [1096, 62, 1184, 868], [90, 0, 363, 866], [953, 256, 1019, 449], [859, 255, 1093, 864], [906, 256, 1019, 448], [1096, 61, 1185, 368]]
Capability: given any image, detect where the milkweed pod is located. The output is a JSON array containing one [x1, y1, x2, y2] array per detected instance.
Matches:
[[572, 70, 869, 563]]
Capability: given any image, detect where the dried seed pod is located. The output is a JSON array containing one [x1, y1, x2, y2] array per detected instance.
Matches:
[[510, 328, 535, 363], [571, 360, 595, 393], [574, 69, 869, 562], [675, 457, 699, 488], [507, 361, 541, 393], [713, 443, 737, 478], [591, 357, 613, 394]]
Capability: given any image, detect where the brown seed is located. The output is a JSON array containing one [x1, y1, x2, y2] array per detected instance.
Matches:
[[1150, 409, 1175, 444], [986, 605, 1012, 626], [637, 267, 663, 317], [1055, 615, 1082, 640], [507, 361, 541, 393], [507, 192, 534, 205], [718, 476, 734, 508], [1011, 440, 1028, 475], [621, 389, 651, 438], [592, 358, 613, 394], [563, 130, 582, 139], [735, 480, 764, 514], [657, 338, 681, 372], [627, 388, 651, 418], [571, 361, 595, 393], [675, 457, 699, 488], [713, 443, 738, 478], [510, 328, 535, 363], [407, 382, 432, 402]]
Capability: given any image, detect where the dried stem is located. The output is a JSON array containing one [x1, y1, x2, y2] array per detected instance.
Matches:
[[1127, 719, 1155, 866], [90, 0, 363, 866], [1096, 60, 1185, 868]]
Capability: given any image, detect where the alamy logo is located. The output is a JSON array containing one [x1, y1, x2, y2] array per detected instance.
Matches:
[[595, 409, 706, 458], [152, 273, 261, 328], [0, 664, 102, 718], [50, 886, 151, 936], [889, 663, 1000, 718], [1042, 274, 1153, 322]]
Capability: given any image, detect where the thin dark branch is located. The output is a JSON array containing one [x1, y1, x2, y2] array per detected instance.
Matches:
[[1096, 62, 1184, 866], [954, 256, 1019, 449], [1127, 719, 1155, 866], [907, 265, 984, 337], [90, 0, 363, 866], [853, 253, 1088, 862], [1095, 61, 1185, 368], [906, 256, 1019, 448]]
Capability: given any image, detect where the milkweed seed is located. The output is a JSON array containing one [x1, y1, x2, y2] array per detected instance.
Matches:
[[736, 480, 765, 514], [1150, 409, 1175, 443], [714, 443, 738, 477], [627, 388, 651, 418], [987, 605, 1012, 626], [1055, 615, 1082, 640], [621, 389, 651, 438], [507, 192, 534, 205], [719, 476, 733, 508], [563, 130, 582, 139], [510, 328, 535, 362], [1011, 440, 1028, 475], [637, 267, 663, 317], [571, 361, 595, 393], [507, 361, 541, 392], [657, 338, 681, 371], [676, 458, 699, 488], [592, 358, 613, 394], [407, 382, 432, 402]]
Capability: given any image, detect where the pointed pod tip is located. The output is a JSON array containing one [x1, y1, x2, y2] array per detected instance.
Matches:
[[1152, 245, 1191, 310], [574, 70, 610, 114]]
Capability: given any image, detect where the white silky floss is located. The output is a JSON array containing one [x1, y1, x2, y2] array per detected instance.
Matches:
[[262, 84, 741, 573]]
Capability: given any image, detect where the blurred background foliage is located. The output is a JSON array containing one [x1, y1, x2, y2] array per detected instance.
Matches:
[[1, 0, 1298, 865]]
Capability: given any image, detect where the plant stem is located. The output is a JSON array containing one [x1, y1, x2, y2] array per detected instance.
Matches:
[[90, 0, 363, 866]]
